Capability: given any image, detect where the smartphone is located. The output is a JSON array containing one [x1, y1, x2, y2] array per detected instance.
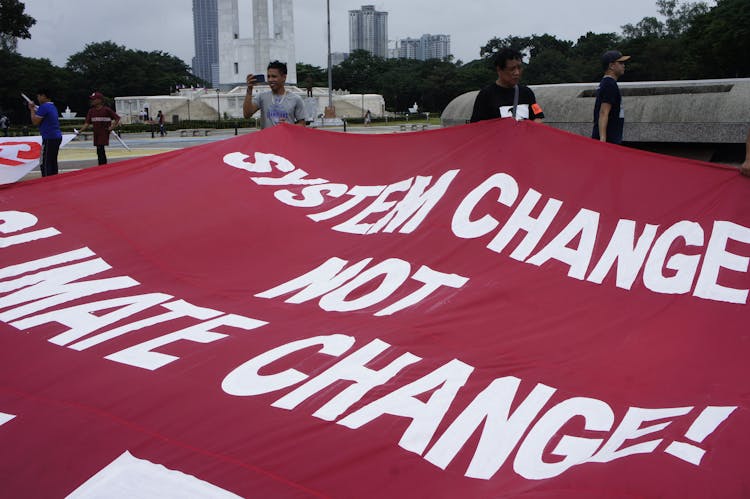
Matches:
[[253, 74, 266, 83]]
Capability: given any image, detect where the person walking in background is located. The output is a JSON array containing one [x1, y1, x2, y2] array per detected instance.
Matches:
[[157, 110, 166, 137], [243, 61, 306, 129], [79, 91, 120, 165], [28, 89, 62, 177], [0, 114, 9, 136], [592, 50, 630, 144], [470, 48, 544, 123], [364, 109, 372, 126]]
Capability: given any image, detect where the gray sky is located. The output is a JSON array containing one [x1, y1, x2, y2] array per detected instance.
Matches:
[[17, 0, 666, 69]]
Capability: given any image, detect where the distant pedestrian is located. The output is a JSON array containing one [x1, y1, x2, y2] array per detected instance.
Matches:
[[0, 114, 9, 136], [157, 110, 166, 136], [592, 50, 630, 144], [470, 48, 544, 123], [364, 109, 372, 126], [305, 76, 314, 98], [28, 89, 62, 177], [79, 91, 121, 165]]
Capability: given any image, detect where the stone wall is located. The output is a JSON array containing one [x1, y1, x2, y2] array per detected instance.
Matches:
[[442, 78, 750, 145]]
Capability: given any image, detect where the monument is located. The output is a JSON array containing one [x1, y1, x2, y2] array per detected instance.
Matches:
[[217, 0, 297, 87]]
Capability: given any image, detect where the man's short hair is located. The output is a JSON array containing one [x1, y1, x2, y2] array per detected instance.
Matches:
[[493, 48, 523, 70], [36, 88, 52, 99], [267, 60, 288, 75]]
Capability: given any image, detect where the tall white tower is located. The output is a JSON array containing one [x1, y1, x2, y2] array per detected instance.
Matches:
[[216, 0, 297, 87]]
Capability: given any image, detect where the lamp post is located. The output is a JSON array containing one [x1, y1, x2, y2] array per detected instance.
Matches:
[[216, 88, 221, 127], [326, 0, 333, 116]]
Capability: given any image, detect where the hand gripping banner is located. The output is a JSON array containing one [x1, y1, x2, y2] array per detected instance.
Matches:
[[0, 120, 748, 498]]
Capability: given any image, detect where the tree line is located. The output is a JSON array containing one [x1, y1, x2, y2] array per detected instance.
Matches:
[[0, 0, 747, 124], [302, 0, 748, 112]]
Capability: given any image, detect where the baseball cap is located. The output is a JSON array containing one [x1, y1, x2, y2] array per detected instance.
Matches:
[[602, 50, 631, 66], [89, 91, 106, 100]]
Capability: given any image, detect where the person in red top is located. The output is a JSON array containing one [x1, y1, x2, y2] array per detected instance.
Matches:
[[79, 91, 120, 165]]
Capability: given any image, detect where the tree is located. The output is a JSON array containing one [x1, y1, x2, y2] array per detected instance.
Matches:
[[296, 63, 327, 87], [332, 49, 387, 94], [479, 35, 531, 60], [682, 0, 750, 78], [570, 32, 621, 82], [0, 51, 73, 123], [0, 0, 36, 52], [66, 41, 202, 101]]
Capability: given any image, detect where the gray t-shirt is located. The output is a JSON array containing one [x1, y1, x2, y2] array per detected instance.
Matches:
[[253, 91, 306, 129]]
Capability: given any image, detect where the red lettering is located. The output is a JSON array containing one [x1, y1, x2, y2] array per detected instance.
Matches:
[[0, 142, 41, 167]]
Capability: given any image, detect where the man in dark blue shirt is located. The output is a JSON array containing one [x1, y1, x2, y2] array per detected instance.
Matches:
[[29, 88, 62, 177], [592, 50, 630, 144]]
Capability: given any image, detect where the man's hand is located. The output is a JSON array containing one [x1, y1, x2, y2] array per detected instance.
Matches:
[[243, 74, 260, 119], [741, 160, 750, 177], [246, 74, 258, 89]]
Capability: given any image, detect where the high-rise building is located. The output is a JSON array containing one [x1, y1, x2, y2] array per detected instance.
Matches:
[[398, 38, 420, 60], [421, 34, 451, 60], [349, 5, 388, 59], [192, 0, 219, 85], [330, 52, 350, 66], [398, 34, 451, 61], [193, 0, 297, 88]]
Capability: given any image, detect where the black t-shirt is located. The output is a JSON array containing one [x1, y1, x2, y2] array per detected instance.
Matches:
[[470, 83, 544, 122], [592, 76, 624, 144]]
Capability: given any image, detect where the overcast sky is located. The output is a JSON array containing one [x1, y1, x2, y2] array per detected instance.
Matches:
[[17, 0, 666, 69]]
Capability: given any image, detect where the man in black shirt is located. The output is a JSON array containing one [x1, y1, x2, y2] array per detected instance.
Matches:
[[470, 48, 544, 123]]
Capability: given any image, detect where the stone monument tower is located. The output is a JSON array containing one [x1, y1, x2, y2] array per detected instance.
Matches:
[[217, 0, 297, 87]]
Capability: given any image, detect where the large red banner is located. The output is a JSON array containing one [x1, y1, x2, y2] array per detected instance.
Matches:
[[1, 120, 748, 497]]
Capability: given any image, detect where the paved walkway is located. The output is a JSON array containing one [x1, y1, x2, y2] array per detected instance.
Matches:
[[20, 124, 432, 181]]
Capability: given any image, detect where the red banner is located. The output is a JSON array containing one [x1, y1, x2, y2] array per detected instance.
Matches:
[[0, 135, 76, 184], [1, 120, 748, 497]]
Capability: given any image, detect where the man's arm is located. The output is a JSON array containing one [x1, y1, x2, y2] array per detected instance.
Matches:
[[28, 102, 42, 126], [110, 111, 121, 131], [243, 74, 260, 119], [598, 102, 611, 142], [741, 128, 750, 177]]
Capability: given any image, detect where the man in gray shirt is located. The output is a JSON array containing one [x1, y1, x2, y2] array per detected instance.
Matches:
[[243, 60, 306, 129]]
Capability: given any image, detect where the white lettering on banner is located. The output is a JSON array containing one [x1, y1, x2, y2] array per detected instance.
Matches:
[[451, 173, 750, 304], [0, 218, 269, 370], [514, 397, 614, 479], [222, 335, 739, 481], [273, 339, 421, 421], [223, 151, 458, 235], [0, 210, 60, 248], [424, 377, 556, 479], [256, 257, 468, 316], [222, 334, 357, 396], [105, 314, 268, 370], [222, 151, 750, 304], [67, 300, 224, 351], [586, 220, 659, 289], [0, 211, 743, 483], [0, 258, 140, 322], [12, 293, 175, 346], [338, 359, 474, 455], [589, 406, 693, 463], [694, 221, 750, 303]]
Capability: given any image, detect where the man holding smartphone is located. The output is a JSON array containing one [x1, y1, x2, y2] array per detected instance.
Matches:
[[243, 60, 306, 129]]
